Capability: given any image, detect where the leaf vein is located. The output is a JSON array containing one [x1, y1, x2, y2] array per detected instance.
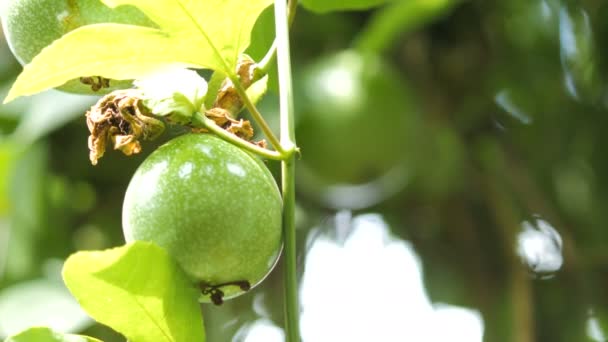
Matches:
[[125, 252, 174, 342], [174, 0, 234, 76]]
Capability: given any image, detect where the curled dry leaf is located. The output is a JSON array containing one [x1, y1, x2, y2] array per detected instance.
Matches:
[[86, 89, 165, 165]]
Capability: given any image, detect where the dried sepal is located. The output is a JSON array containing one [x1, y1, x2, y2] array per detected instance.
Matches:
[[252, 139, 267, 149], [86, 89, 165, 165], [225, 119, 254, 140], [213, 55, 258, 115], [204, 107, 254, 140], [79, 76, 111, 92]]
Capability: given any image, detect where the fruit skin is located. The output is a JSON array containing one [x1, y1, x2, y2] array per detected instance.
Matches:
[[295, 50, 417, 186], [122, 134, 283, 302], [1, 0, 154, 94]]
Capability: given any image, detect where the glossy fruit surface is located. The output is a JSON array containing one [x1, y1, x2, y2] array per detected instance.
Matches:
[[1, 0, 154, 94], [294, 50, 418, 208], [122, 134, 283, 302], [296, 50, 416, 185]]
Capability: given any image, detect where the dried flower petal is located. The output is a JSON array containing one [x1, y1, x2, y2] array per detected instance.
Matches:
[[86, 89, 165, 165]]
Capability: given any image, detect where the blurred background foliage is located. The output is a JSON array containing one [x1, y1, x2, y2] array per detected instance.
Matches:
[[1, 0, 608, 341]]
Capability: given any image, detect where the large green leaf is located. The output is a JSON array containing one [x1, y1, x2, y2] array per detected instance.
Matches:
[[301, 0, 393, 13], [5, 0, 272, 103], [3, 327, 101, 342], [62, 242, 205, 342]]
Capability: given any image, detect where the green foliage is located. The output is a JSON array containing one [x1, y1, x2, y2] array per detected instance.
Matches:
[[2, 0, 608, 341], [4, 0, 273, 102], [3, 327, 101, 342], [246, 5, 279, 92], [134, 68, 208, 124], [1, 0, 155, 65], [62, 242, 205, 342], [300, 0, 393, 13], [203, 71, 227, 110], [354, 0, 458, 53], [246, 75, 270, 108], [1, 0, 155, 94]]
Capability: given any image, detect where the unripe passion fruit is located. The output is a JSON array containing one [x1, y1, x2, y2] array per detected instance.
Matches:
[[1, 0, 154, 94], [295, 50, 418, 208], [122, 134, 283, 303]]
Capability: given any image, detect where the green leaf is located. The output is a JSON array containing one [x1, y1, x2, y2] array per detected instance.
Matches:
[[301, 0, 394, 13], [246, 5, 278, 92], [203, 71, 228, 110], [354, 0, 459, 54], [134, 68, 208, 124], [5, 0, 273, 103], [4, 24, 196, 103], [62, 242, 205, 342], [3, 327, 101, 342], [246, 75, 269, 107]]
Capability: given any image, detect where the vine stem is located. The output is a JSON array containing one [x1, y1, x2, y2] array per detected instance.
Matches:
[[258, 1, 298, 74], [191, 112, 284, 160], [229, 76, 285, 155], [275, 0, 300, 341]]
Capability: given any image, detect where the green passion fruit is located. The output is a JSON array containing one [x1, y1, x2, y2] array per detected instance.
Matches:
[[294, 50, 418, 208], [122, 134, 283, 304], [1, 0, 155, 94]]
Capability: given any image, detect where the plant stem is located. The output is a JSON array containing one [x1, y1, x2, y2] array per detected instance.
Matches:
[[191, 112, 284, 160], [229, 76, 285, 155], [258, 1, 298, 74], [258, 41, 278, 75], [275, 0, 300, 341]]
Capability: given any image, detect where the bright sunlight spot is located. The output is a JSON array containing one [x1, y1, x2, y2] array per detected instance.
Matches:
[[299, 213, 484, 342], [237, 318, 285, 342]]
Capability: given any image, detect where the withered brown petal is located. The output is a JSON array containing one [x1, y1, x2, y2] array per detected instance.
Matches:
[[86, 89, 164, 165], [225, 119, 254, 141]]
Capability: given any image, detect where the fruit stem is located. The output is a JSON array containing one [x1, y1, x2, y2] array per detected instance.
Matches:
[[192, 112, 284, 160], [275, 0, 300, 341], [228, 75, 286, 155]]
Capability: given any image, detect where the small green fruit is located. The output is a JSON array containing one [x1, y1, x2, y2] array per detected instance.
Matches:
[[122, 134, 283, 303], [296, 50, 416, 185], [294, 50, 418, 208], [1, 0, 155, 94]]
